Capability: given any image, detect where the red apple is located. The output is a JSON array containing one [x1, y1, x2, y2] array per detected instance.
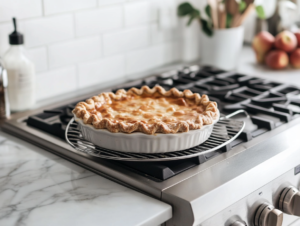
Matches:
[[290, 48, 300, 68], [275, 31, 297, 53], [294, 32, 300, 47], [252, 31, 275, 63], [265, 50, 289, 70]]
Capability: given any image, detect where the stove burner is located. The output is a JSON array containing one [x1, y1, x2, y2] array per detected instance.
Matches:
[[27, 103, 79, 139], [26, 66, 300, 181]]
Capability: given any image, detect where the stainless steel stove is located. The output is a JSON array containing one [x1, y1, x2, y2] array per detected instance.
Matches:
[[3, 65, 300, 226]]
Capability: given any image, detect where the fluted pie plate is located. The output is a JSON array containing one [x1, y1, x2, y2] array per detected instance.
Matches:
[[72, 86, 219, 153]]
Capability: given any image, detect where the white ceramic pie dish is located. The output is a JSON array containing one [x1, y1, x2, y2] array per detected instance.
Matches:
[[74, 112, 219, 154]]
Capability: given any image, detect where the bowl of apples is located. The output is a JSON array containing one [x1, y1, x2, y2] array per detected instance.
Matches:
[[252, 30, 300, 69]]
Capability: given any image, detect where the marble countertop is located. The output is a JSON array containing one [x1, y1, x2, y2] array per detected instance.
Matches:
[[0, 132, 171, 226]]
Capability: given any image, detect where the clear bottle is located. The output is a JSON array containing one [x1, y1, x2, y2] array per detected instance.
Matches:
[[3, 18, 35, 112], [0, 58, 10, 119]]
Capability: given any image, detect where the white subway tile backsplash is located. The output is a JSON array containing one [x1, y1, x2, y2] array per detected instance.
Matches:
[[103, 26, 150, 56], [0, 22, 15, 56], [48, 36, 101, 68], [23, 14, 74, 48], [75, 6, 123, 37], [150, 23, 176, 44], [167, 41, 180, 62], [36, 66, 77, 100], [0, 0, 182, 101], [98, 0, 125, 6], [0, 0, 42, 23], [78, 55, 125, 89], [125, 45, 162, 75], [44, 0, 97, 15], [124, 1, 156, 27], [125, 42, 178, 75], [157, 0, 178, 30], [127, 49, 158, 74], [27, 47, 48, 72]]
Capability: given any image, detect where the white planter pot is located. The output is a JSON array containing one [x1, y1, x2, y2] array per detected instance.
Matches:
[[201, 26, 244, 70]]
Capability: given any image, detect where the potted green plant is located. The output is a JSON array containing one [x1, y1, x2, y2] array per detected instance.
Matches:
[[178, 0, 265, 70]]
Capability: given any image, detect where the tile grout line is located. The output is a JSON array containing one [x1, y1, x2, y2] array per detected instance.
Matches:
[[41, 0, 45, 16]]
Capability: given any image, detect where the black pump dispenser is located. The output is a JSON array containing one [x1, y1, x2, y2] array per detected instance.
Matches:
[[9, 18, 24, 45]]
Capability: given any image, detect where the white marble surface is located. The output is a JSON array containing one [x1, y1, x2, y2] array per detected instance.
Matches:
[[0, 132, 171, 226], [237, 46, 300, 86]]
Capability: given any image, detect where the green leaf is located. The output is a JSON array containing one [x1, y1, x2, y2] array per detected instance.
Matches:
[[177, 2, 213, 37], [226, 13, 233, 28], [177, 2, 194, 16], [255, 5, 265, 19], [239, 0, 246, 12], [187, 9, 200, 26], [200, 19, 213, 37], [194, 9, 200, 17], [187, 15, 195, 26], [177, 2, 200, 26], [205, 5, 211, 19]]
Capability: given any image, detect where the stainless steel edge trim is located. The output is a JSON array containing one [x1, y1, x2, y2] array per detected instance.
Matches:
[[162, 120, 300, 225]]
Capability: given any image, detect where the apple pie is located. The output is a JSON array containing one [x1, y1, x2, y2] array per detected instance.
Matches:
[[72, 86, 219, 135]]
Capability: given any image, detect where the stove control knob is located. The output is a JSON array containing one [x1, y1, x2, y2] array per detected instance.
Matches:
[[230, 220, 247, 226], [279, 186, 300, 216], [254, 203, 283, 226]]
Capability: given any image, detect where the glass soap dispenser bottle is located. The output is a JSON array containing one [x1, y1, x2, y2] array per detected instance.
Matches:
[[3, 18, 35, 112]]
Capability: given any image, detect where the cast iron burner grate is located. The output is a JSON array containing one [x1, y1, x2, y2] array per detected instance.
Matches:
[[25, 65, 300, 180]]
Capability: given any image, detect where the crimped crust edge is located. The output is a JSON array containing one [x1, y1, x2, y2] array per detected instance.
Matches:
[[72, 86, 219, 134]]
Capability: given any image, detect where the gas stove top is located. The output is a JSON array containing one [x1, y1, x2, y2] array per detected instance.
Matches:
[[3, 65, 300, 226], [19, 65, 300, 181], [26, 65, 300, 143]]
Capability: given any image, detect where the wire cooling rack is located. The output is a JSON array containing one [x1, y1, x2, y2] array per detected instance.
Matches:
[[65, 110, 246, 161]]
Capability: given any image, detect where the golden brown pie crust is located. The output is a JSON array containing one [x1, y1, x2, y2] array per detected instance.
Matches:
[[72, 86, 219, 134]]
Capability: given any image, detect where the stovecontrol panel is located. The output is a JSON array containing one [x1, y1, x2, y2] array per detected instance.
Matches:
[[279, 186, 300, 217], [294, 165, 300, 176], [230, 220, 247, 226], [200, 167, 300, 226], [254, 203, 283, 226]]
